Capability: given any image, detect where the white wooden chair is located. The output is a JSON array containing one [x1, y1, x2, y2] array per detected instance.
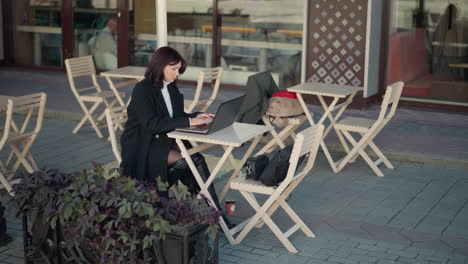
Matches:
[[334, 81, 404, 177], [230, 124, 324, 253], [65, 56, 124, 139], [256, 114, 308, 155], [185, 67, 223, 113], [0, 93, 47, 196], [105, 107, 128, 164]]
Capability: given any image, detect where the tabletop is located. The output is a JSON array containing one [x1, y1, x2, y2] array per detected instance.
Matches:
[[168, 122, 272, 147], [288, 82, 363, 98], [100, 66, 146, 79]]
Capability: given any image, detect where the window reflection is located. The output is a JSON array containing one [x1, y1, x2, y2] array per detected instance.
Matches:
[[73, 0, 118, 70], [219, 0, 304, 87], [13, 0, 62, 67], [388, 0, 468, 103]]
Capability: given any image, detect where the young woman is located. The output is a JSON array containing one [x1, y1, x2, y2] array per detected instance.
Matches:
[[120, 47, 228, 217]]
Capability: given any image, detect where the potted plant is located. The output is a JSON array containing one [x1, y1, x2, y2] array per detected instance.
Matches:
[[11, 164, 220, 264]]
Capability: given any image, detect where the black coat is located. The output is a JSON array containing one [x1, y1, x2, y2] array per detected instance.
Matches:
[[120, 78, 197, 183]]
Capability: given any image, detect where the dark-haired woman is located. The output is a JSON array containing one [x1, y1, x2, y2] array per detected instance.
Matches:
[[120, 47, 228, 221]]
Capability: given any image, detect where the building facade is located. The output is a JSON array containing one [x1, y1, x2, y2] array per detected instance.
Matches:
[[1, 0, 467, 109]]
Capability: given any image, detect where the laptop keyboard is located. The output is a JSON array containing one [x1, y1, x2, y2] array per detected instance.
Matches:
[[192, 124, 210, 131]]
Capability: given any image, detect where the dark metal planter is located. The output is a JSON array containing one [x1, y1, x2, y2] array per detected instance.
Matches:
[[0, 202, 12, 247], [154, 223, 219, 264], [23, 214, 218, 264]]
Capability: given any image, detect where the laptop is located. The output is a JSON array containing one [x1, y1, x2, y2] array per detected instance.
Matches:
[[176, 95, 246, 134]]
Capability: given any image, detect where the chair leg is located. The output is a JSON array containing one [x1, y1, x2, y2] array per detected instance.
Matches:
[[26, 153, 39, 171], [365, 137, 393, 169], [7, 140, 35, 176], [73, 101, 103, 138], [238, 191, 298, 253], [278, 198, 314, 237], [0, 171, 14, 196], [341, 131, 384, 177]]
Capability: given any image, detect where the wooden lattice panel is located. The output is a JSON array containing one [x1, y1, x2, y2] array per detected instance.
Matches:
[[308, 0, 367, 87]]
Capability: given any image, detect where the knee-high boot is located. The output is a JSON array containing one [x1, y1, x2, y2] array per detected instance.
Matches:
[[168, 155, 234, 228]]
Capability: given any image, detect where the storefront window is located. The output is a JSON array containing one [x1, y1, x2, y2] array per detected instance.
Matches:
[[218, 0, 304, 87], [388, 0, 468, 104], [131, 0, 157, 68], [73, 0, 118, 70], [167, 1, 213, 68], [12, 0, 63, 67]]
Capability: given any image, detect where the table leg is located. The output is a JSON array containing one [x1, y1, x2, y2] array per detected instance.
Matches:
[[175, 139, 237, 244], [296, 94, 314, 125], [317, 95, 350, 153]]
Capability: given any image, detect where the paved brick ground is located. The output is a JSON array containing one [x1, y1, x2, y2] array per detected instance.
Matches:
[[0, 117, 467, 263]]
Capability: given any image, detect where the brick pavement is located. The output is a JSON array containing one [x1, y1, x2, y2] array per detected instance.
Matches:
[[1, 68, 468, 263], [0, 117, 467, 263]]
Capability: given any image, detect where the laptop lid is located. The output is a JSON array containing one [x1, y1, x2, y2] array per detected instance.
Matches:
[[207, 95, 246, 134]]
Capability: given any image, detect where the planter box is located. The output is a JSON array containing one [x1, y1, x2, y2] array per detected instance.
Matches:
[[156, 223, 219, 264], [23, 215, 218, 264]]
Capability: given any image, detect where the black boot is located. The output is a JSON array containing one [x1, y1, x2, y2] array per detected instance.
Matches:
[[168, 158, 192, 188]]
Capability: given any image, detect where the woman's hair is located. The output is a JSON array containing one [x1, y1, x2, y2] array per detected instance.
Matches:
[[145, 46, 187, 88]]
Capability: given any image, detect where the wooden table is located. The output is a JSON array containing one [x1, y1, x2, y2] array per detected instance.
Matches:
[[100, 66, 146, 106], [168, 122, 272, 244], [288, 82, 363, 172]]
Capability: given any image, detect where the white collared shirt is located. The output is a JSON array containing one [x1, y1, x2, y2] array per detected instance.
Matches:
[[161, 81, 173, 118]]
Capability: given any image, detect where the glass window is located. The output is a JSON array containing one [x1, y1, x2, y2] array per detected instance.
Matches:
[[167, 0, 213, 68], [130, 0, 157, 68], [12, 0, 63, 67], [73, 0, 118, 70], [218, 0, 305, 87], [388, 0, 468, 104]]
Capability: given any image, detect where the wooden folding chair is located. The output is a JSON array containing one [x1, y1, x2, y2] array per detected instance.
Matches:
[[0, 93, 47, 196], [185, 67, 223, 113], [334, 82, 404, 177], [105, 107, 128, 164], [65, 56, 124, 138], [230, 124, 324, 253], [256, 114, 308, 155]]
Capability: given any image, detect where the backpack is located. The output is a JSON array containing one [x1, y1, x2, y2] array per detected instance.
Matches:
[[259, 144, 306, 186]]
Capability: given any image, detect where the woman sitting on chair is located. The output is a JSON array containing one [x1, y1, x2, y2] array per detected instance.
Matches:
[[120, 47, 226, 216]]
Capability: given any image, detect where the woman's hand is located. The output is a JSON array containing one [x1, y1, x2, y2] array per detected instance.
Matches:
[[190, 117, 211, 127], [196, 113, 214, 121]]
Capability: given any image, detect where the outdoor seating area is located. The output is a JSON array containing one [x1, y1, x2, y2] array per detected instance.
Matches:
[[27, 56, 412, 254], [3, 0, 468, 262], [1, 59, 408, 251], [1, 65, 468, 263]]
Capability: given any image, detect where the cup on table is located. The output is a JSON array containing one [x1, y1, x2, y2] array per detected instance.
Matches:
[[225, 200, 236, 215]]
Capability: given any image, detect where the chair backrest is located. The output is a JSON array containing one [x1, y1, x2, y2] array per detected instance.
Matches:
[[3, 93, 47, 141], [105, 106, 128, 164], [280, 124, 324, 189], [377, 81, 404, 124], [64, 56, 101, 98], [189, 67, 224, 112], [238, 71, 280, 124]]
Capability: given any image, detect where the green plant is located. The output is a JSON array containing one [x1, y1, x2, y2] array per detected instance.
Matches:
[[11, 164, 220, 263]]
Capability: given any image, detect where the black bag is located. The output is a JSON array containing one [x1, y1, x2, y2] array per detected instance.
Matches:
[[245, 155, 269, 180], [259, 145, 305, 186]]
